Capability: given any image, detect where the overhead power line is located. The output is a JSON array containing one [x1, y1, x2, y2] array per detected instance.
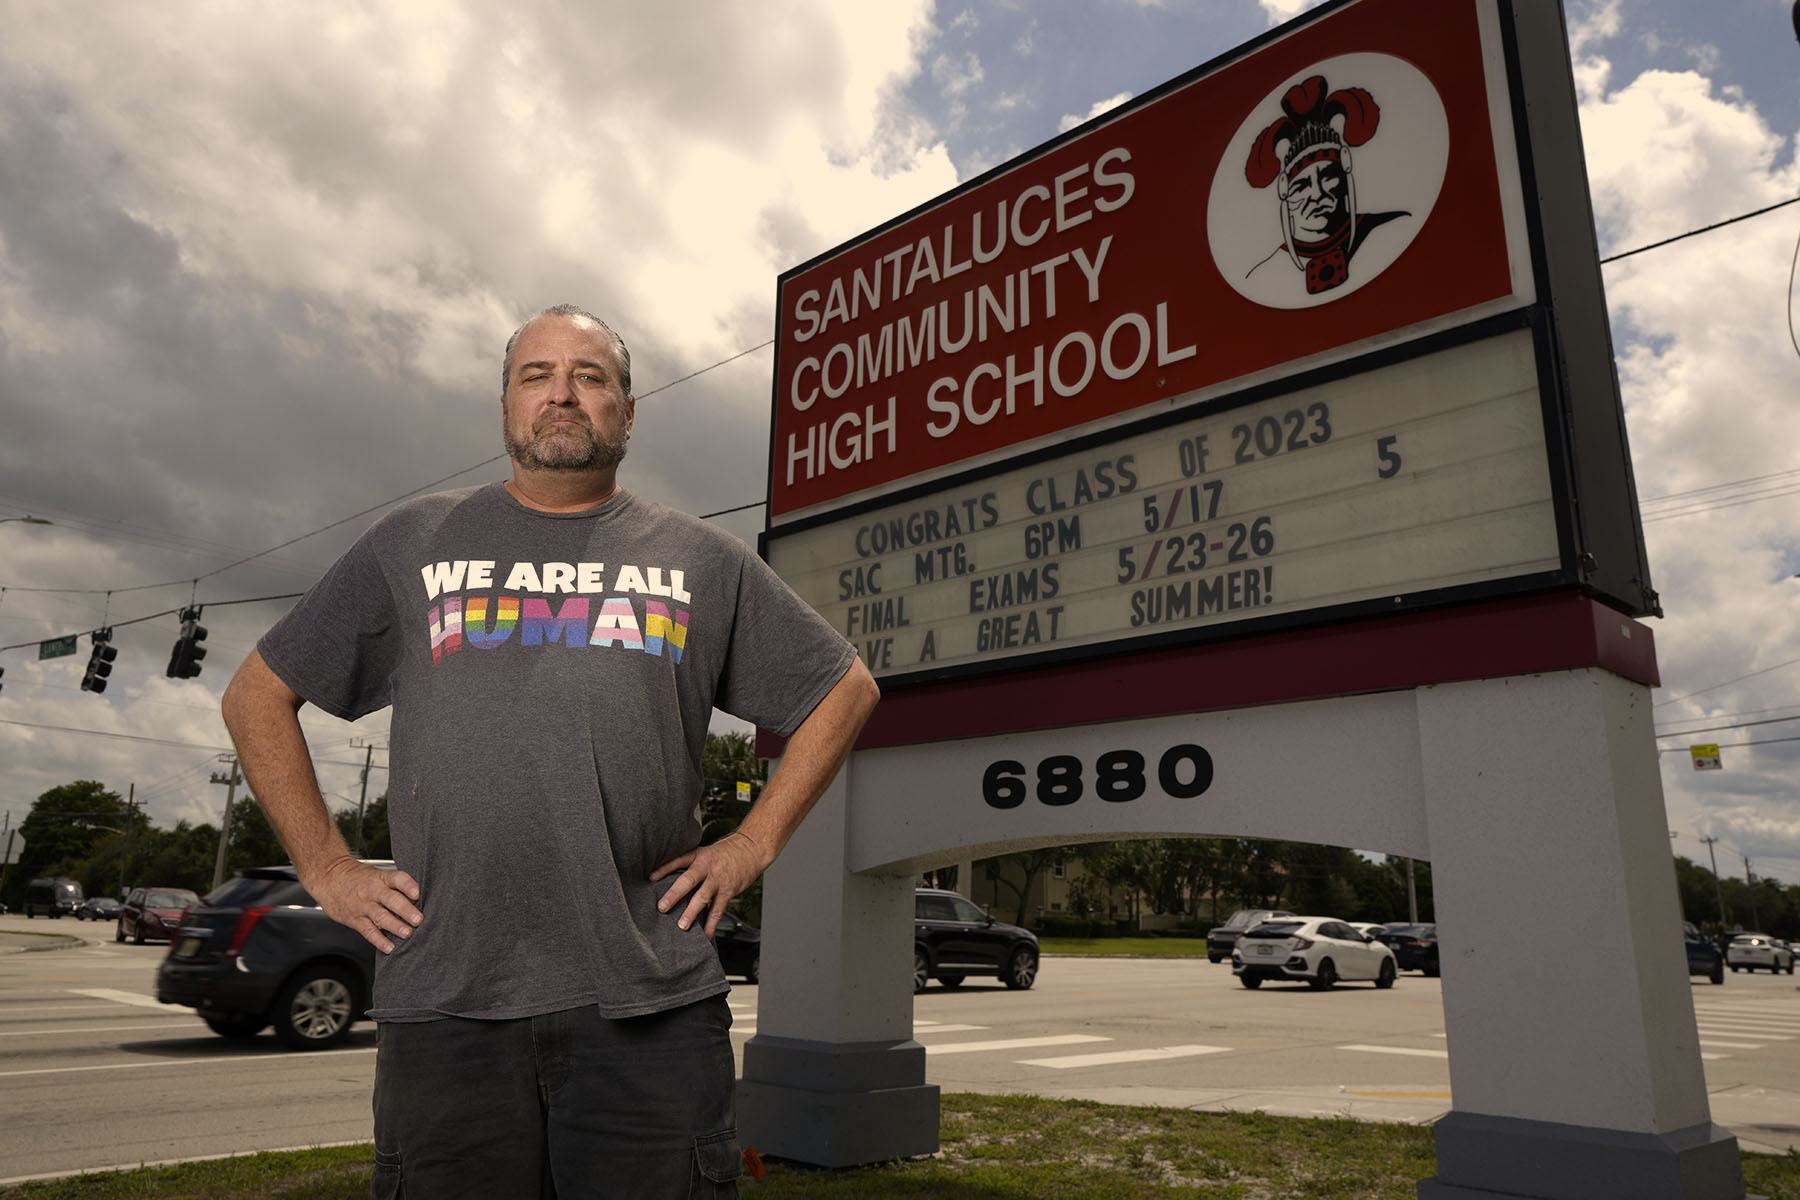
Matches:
[[1598, 194, 1800, 265], [2, 200, 1793, 612]]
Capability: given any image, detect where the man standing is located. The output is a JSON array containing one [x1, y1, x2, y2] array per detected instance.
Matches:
[[222, 304, 878, 1198]]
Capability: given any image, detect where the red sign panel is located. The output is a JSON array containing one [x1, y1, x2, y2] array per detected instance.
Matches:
[[770, 0, 1519, 520]]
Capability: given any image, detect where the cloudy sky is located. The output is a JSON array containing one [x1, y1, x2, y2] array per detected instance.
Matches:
[[3, 0, 1798, 895]]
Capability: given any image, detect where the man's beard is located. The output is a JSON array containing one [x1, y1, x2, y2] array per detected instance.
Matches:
[[504, 412, 628, 472]]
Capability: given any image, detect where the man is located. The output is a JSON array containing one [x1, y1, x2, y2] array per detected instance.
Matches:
[[222, 303, 879, 1198]]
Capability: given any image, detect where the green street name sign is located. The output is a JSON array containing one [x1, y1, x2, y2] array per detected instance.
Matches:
[[38, 635, 79, 660]]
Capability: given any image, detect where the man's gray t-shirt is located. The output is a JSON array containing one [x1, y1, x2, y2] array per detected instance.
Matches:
[[257, 483, 856, 1021]]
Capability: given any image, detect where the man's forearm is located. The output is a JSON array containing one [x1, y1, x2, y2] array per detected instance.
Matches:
[[735, 657, 880, 866], [221, 651, 356, 885]]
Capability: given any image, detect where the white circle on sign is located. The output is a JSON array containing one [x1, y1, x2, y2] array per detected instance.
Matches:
[[1206, 53, 1450, 309]]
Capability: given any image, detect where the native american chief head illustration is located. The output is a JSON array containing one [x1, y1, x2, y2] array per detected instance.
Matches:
[[1243, 74, 1409, 295]]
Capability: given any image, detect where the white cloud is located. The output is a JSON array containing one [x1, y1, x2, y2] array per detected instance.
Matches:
[[1256, 0, 1324, 26], [1572, 47, 1800, 883], [1057, 91, 1134, 134], [0, 0, 957, 831]]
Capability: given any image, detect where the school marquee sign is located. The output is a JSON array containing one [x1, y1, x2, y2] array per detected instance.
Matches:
[[761, 0, 1655, 691]]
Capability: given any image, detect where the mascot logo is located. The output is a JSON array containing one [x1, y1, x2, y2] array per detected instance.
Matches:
[[1208, 54, 1449, 310]]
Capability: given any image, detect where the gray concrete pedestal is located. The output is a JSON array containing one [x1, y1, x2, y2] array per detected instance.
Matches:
[[737, 1036, 939, 1167]]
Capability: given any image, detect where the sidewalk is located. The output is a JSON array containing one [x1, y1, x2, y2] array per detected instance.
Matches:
[[961, 1078, 1800, 1157]]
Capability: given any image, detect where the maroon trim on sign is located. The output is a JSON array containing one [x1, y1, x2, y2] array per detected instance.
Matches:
[[758, 592, 1659, 755]]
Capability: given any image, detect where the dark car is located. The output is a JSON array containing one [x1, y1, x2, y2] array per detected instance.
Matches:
[[117, 887, 200, 944], [77, 896, 121, 922], [157, 864, 389, 1049], [1684, 921, 1724, 985], [1205, 908, 1296, 963], [913, 888, 1039, 993], [1376, 923, 1439, 976], [23, 876, 85, 918], [714, 911, 760, 984]]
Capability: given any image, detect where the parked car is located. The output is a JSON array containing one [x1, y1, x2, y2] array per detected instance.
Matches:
[[1725, 933, 1795, 974], [1684, 922, 1724, 985], [913, 888, 1039, 993], [117, 887, 200, 944], [1205, 908, 1297, 963], [158, 863, 394, 1049], [1376, 922, 1440, 976], [714, 910, 760, 984], [77, 896, 121, 922], [1232, 916, 1397, 990], [23, 876, 85, 918]]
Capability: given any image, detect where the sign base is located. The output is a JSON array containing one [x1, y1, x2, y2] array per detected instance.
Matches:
[[1419, 1112, 1749, 1200]]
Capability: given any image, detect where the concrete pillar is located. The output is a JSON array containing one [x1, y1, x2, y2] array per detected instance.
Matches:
[[737, 760, 939, 1167], [1415, 670, 1745, 1200]]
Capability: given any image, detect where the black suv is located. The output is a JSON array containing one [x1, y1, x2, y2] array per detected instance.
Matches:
[[157, 864, 388, 1050], [913, 888, 1039, 993], [1684, 921, 1725, 985]]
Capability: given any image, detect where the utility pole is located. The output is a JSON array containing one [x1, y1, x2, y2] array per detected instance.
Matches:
[[0, 810, 14, 899], [1405, 857, 1419, 923], [210, 754, 243, 891], [119, 784, 136, 897], [1744, 856, 1760, 931], [351, 740, 376, 856], [1698, 836, 1730, 932]]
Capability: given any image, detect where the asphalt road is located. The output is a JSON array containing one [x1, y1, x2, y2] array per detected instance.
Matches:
[[4, 916, 1798, 1183]]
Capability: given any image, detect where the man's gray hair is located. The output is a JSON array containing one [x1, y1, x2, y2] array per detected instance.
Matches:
[[501, 304, 633, 399]]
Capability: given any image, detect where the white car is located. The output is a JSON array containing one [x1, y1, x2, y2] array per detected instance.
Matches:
[[1232, 916, 1397, 990], [1726, 934, 1795, 974]]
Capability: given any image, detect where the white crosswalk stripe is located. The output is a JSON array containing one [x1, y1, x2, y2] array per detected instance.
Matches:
[[1019, 1044, 1230, 1069], [926, 1035, 1109, 1056], [1338, 1044, 1449, 1059]]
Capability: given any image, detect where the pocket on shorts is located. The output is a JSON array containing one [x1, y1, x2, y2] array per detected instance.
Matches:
[[691, 1128, 741, 1196], [371, 1145, 403, 1200]]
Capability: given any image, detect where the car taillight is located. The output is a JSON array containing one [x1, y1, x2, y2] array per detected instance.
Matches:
[[1290, 936, 1313, 950], [225, 906, 274, 956]]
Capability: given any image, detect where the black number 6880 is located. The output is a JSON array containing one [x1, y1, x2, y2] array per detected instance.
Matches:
[[982, 745, 1213, 809]]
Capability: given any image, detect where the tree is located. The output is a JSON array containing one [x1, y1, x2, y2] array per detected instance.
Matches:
[[980, 847, 1072, 927], [5, 781, 135, 906], [224, 796, 287, 875]]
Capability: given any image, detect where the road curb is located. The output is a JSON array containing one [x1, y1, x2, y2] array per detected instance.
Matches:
[[0, 932, 88, 954]]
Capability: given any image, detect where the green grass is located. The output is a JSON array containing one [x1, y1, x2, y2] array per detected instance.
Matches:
[[4, 1094, 1795, 1199], [1038, 936, 1213, 958]]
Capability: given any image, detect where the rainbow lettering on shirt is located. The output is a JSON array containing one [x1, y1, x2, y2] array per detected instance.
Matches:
[[422, 559, 692, 666], [464, 596, 521, 650]]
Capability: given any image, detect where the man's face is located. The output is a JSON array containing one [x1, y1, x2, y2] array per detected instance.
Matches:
[[1285, 158, 1348, 241], [501, 315, 633, 472]]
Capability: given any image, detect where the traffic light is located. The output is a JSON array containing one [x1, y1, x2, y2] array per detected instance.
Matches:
[[81, 629, 118, 694], [167, 607, 207, 679]]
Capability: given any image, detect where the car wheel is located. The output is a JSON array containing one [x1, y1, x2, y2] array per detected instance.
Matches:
[[114, 923, 125, 943], [1207, 952, 1222, 964], [913, 949, 930, 995], [204, 1015, 267, 1039], [1710, 961, 1725, 985], [1002, 945, 1038, 990], [1730, 965, 1739, 973], [1240, 974, 1262, 989], [1375, 959, 1396, 990], [1310, 959, 1338, 991], [937, 975, 965, 988], [273, 966, 358, 1050], [746, 955, 760, 985]]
